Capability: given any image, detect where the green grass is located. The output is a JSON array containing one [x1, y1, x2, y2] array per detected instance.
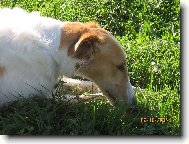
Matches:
[[0, 0, 180, 135]]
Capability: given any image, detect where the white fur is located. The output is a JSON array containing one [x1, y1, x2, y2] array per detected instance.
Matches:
[[0, 8, 78, 106], [126, 78, 135, 104]]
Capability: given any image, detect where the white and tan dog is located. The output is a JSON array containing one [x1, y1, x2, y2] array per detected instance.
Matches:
[[0, 8, 135, 106]]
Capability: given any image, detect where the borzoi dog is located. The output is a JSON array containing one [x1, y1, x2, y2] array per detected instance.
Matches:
[[0, 8, 135, 106]]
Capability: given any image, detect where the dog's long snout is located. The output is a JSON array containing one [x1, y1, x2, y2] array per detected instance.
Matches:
[[100, 78, 136, 106], [126, 79, 136, 105], [104, 90, 117, 103]]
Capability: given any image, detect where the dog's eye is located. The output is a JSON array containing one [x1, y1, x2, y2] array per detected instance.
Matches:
[[117, 63, 125, 71]]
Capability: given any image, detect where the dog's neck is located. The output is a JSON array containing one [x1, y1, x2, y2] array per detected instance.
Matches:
[[37, 19, 63, 51], [55, 48, 82, 77], [42, 24, 82, 78]]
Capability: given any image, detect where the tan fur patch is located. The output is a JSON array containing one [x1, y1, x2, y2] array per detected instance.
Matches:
[[85, 22, 100, 28], [60, 22, 89, 50], [72, 33, 101, 60], [0, 65, 5, 77], [59, 22, 106, 57]]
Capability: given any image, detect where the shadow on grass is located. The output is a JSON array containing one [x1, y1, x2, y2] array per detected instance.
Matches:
[[0, 92, 180, 136]]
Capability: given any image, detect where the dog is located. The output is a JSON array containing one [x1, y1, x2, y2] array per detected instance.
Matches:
[[0, 7, 135, 106]]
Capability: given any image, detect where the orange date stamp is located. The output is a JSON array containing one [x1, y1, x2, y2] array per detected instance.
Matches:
[[141, 117, 168, 123]]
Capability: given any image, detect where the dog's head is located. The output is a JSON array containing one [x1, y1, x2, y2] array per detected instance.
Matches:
[[60, 22, 136, 105]]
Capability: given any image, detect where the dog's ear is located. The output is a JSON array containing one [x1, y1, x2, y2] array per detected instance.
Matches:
[[72, 33, 100, 60], [85, 22, 100, 28]]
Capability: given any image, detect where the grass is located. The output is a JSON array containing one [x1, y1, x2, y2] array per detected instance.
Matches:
[[0, 0, 180, 135]]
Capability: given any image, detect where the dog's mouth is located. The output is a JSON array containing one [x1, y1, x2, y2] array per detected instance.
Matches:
[[104, 89, 137, 106], [104, 90, 118, 104]]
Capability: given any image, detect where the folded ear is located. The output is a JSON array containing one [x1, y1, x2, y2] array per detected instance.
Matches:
[[72, 33, 100, 60]]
